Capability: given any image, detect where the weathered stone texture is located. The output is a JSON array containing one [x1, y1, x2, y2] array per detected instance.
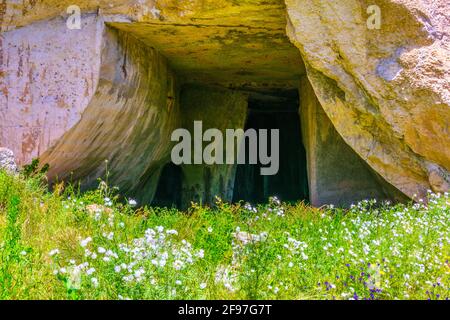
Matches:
[[1, 0, 449, 204], [0, 15, 104, 165], [286, 0, 450, 198], [300, 76, 406, 206], [39, 25, 181, 204], [179, 85, 248, 207]]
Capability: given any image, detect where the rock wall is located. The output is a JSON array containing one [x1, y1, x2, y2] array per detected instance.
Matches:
[[0, 15, 104, 165], [300, 76, 406, 206], [1, 0, 449, 204], [179, 85, 248, 208], [37, 23, 181, 204], [286, 0, 450, 198]]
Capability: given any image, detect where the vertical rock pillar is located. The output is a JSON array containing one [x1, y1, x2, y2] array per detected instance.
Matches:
[[179, 85, 248, 208]]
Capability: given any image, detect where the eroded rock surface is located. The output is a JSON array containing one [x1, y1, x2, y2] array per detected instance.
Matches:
[[179, 85, 248, 207], [39, 26, 181, 204], [0, 15, 104, 165], [285, 0, 450, 197], [1, 0, 449, 204]]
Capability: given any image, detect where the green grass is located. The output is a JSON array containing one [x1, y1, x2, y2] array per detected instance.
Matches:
[[0, 170, 448, 300]]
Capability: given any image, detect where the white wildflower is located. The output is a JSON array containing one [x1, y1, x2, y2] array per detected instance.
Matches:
[[91, 277, 99, 287], [80, 237, 92, 248], [98, 247, 106, 254], [49, 249, 60, 256], [86, 268, 96, 276], [128, 199, 137, 207]]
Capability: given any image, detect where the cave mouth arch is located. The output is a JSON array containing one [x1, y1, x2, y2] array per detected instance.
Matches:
[[107, 4, 311, 208], [0, 1, 407, 210], [104, 3, 402, 208]]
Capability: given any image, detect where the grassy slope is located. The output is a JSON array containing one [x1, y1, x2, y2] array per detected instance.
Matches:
[[0, 170, 448, 300]]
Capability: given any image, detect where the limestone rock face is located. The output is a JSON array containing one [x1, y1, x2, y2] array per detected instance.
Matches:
[[0, 147, 17, 173], [1, 0, 449, 204], [179, 85, 249, 207], [285, 0, 450, 197], [39, 26, 181, 204], [0, 15, 104, 165], [299, 77, 407, 206]]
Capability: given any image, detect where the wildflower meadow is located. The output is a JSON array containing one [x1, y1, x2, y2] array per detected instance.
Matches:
[[0, 170, 448, 300]]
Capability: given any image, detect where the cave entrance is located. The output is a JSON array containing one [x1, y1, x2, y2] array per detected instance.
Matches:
[[152, 163, 182, 208], [107, 2, 399, 208], [233, 91, 309, 204]]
